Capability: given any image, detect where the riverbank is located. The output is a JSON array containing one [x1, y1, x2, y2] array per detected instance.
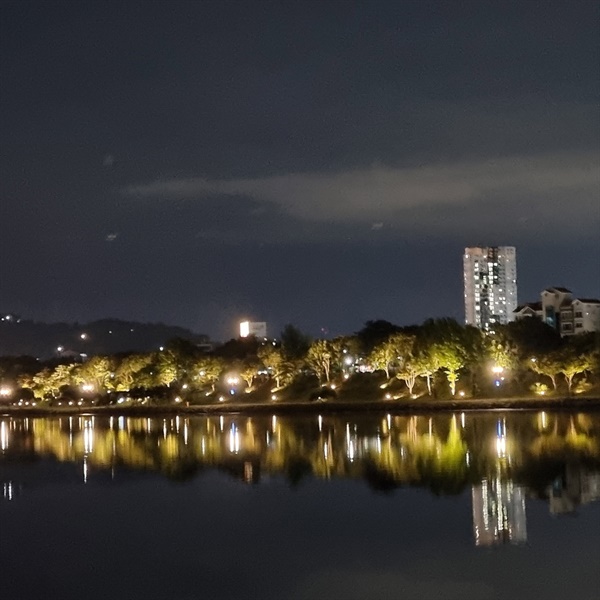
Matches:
[[2, 395, 600, 417]]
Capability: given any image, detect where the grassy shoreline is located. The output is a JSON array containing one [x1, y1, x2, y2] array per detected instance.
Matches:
[[2, 395, 600, 417]]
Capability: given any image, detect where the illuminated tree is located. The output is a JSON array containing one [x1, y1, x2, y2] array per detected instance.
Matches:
[[193, 357, 224, 391], [396, 354, 429, 396], [156, 350, 178, 387], [51, 363, 77, 389], [489, 336, 520, 373], [560, 349, 594, 393], [114, 354, 153, 391], [430, 342, 463, 396], [240, 358, 261, 388], [73, 356, 116, 393], [307, 340, 340, 383], [258, 345, 285, 387], [22, 369, 54, 399], [529, 352, 562, 390], [368, 342, 396, 379]]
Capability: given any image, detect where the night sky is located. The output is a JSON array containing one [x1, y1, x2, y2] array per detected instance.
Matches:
[[1, 0, 598, 341]]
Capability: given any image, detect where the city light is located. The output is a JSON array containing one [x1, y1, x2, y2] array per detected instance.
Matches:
[[239, 321, 250, 338]]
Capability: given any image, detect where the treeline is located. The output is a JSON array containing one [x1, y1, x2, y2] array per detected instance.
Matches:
[[0, 318, 599, 405]]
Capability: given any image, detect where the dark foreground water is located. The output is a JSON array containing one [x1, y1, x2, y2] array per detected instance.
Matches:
[[1, 410, 599, 600]]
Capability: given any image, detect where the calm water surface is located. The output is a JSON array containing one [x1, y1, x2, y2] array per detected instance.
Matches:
[[1, 410, 599, 600]]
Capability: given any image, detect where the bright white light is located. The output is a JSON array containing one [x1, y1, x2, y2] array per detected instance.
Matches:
[[80, 333, 88, 340], [0, 421, 8, 450], [239, 321, 250, 338], [0, 387, 12, 397], [81, 384, 94, 392]]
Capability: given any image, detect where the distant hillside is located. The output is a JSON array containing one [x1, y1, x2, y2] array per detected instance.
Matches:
[[0, 317, 211, 358]]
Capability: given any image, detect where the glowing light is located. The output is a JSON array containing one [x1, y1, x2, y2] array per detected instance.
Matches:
[[229, 425, 240, 453], [318, 415, 322, 432], [0, 387, 12, 397], [81, 384, 94, 392], [271, 394, 277, 401], [459, 391, 465, 397], [80, 333, 88, 340], [83, 424, 94, 454], [385, 393, 391, 400], [0, 421, 8, 450], [239, 321, 250, 338]]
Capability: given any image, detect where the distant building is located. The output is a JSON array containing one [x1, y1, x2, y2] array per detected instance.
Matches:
[[464, 246, 518, 331], [471, 478, 527, 546], [514, 287, 600, 336], [239, 321, 267, 339]]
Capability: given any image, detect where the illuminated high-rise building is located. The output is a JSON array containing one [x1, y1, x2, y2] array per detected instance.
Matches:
[[464, 246, 517, 331]]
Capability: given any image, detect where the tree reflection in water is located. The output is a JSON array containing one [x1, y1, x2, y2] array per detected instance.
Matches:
[[2, 411, 600, 528]]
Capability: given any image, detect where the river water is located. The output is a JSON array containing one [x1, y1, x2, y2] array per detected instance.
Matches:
[[1, 409, 599, 600]]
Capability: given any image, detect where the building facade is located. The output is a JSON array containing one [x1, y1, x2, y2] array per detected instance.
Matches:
[[514, 287, 600, 336], [239, 321, 267, 339], [464, 246, 517, 331]]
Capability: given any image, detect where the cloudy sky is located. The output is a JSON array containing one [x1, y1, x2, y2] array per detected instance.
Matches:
[[1, 0, 598, 340]]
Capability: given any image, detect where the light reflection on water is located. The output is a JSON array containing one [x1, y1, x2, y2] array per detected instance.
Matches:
[[1, 410, 600, 600], [2, 411, 600, 540]]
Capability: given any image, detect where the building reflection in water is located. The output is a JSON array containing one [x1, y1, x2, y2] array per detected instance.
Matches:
[[549, 464, 600, 515], [1, 410, 600, 545], [471, 418, 527, 546], [472, 478, 527, 546]]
